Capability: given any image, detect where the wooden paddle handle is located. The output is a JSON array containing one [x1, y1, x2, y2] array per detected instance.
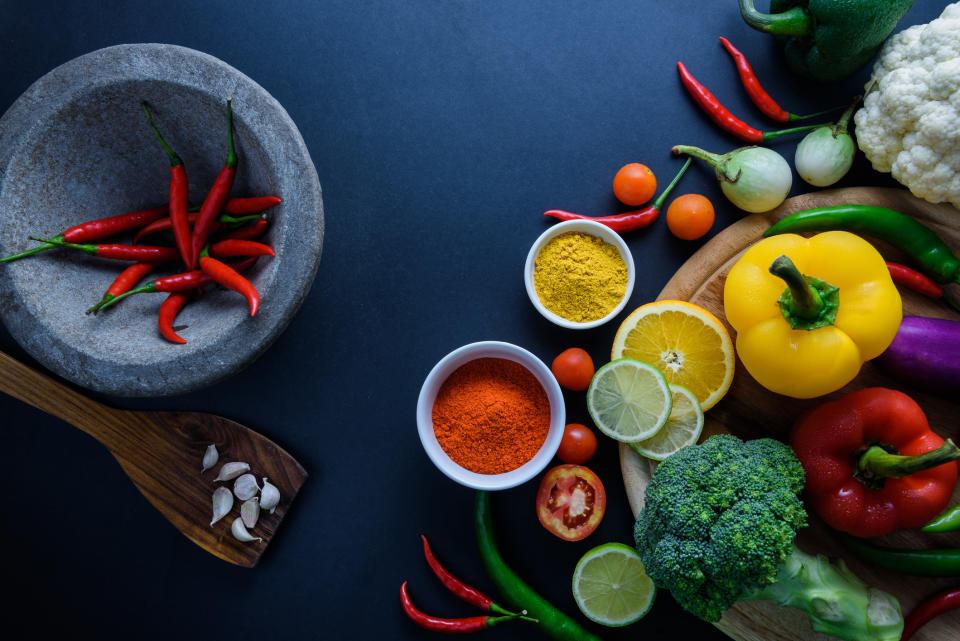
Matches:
[[0, 350, 125, 442]]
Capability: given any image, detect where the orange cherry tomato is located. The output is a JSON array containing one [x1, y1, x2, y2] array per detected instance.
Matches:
[[666, 193, 715, 240], [536, 464, 606, 541], [557, 424, 598, 464], [551, 348, 595, 391], [613, 163, 657, 207]]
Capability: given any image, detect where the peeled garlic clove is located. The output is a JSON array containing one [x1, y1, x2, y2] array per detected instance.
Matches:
[[260, 477, 280, 514], [213, 461, 250, 482], [231, 517, 262, 543], [201, 444, 219, 473], [234, 473, 259, 501], [241, 497, 260, 529], [211, 487, 233, 526]]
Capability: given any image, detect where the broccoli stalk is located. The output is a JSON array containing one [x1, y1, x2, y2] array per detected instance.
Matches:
[[634, 434, 903, 641], [744, 545, 902, 641]]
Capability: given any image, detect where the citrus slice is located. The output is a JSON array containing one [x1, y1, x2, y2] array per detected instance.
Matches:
[[611, 300, 734, 411], [586, 359, 672, 443], [629, 385, 703, 461], [572, 542, 656, 627]]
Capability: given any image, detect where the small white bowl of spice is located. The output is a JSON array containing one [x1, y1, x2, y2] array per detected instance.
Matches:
[[416, 341, 566, 490], [524, 219, 635, 329]]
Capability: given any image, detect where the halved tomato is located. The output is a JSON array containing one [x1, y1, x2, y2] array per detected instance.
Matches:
[[536, 464, 606, 541]]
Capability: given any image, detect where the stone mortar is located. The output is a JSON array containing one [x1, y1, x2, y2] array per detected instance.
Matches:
[[0, 44, 324, 397]]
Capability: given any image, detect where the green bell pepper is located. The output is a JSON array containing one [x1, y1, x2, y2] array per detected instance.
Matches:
[[738, 0, 914, 81]]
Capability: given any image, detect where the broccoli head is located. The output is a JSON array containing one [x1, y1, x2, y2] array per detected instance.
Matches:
[[634, 434, 903, 641]]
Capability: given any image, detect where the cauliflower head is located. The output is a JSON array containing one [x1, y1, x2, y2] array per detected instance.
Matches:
[[855, 3, 960, 207]]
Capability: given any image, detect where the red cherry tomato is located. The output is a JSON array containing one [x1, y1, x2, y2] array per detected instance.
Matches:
[[536, 464, 606, 541], [666, 193, 714, 240], [613, 163, 657, 207], [551, 348, 595, 391], [557, 424, 598, 464]]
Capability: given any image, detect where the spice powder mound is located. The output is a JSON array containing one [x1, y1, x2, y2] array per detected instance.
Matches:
[[533, 231, 627, 322], [432, 357, 550, 475]]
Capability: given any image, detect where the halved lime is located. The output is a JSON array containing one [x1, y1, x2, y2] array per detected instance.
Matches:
[[629, 385, 704, 461], [586, 359, 672, 443], [572, 542, 656, 627]]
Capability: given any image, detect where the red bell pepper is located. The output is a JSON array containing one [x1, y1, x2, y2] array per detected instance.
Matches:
[[789, 387, 960, 538]]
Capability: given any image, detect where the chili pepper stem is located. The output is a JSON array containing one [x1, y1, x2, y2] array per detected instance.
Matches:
[[87, 284, 152, 314], [738, 0, 812, 38], [30, 236, 96, 255], [0, 238, 60, 262], [225, 97, 237, 170], [650, 158, 693, 212], [858, 440, 960, 482], [761, 123, 824, 142], [141, 102, 183, 166]]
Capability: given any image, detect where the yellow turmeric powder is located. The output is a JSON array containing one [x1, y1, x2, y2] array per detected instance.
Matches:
[[533, 231, 627, 322]]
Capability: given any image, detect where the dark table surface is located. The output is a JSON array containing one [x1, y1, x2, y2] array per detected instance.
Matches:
[[0, 1, 949, 639]]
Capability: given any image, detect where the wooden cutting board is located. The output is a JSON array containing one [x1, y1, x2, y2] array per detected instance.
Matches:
[[620, 187, 960, 641]]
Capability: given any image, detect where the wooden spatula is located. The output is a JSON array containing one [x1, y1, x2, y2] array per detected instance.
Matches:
[[0, 349, 306, 567]]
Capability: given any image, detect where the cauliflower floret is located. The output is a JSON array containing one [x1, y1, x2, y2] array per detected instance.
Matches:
[[855, 3, 960, 207]]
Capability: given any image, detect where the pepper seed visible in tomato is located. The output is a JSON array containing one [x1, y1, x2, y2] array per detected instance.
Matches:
[[536, 464, 606, 541]]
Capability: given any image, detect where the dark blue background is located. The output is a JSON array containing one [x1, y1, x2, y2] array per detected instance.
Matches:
[[0, 1, 947, 639]]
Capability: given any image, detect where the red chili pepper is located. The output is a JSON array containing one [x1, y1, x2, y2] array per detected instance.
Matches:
[[544, 158, 692, 232], [0, 205, 169, 263], [133, 211, 263, 244], [901, 587, 960, 641], [216, 219, 269, 242], [189, 98, 238, 269], [421, 535, 512, 615], [676, 61, 821, 143], [86, 263, 153, 314], [718, 37, 790, 122], [88, 257, 256, 314], [222, 195, 281, 215], [158, 292, 191, 344], [142, 102, 192, 267], [399, 582, 517, 634], [210, 239, 275, 258], [790, 387, 960, 538], [199, 255, 259, 316], [886, 261, 960, 313], [32, 236, 179, 263]]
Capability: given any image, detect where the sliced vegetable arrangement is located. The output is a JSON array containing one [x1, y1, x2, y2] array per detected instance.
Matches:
[[1, 99, 281, 343]]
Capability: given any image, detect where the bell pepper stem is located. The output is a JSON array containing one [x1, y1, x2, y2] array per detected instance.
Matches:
[[739, 0, 813, 38], [770, 255, 823, 318], [859, 440, 960, 480]]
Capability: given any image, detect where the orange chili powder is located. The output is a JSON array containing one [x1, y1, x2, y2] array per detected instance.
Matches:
[[432, 357, 551, 475]]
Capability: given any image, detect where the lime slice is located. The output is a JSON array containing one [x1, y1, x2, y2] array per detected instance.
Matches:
[[586, 359, 672, 443], [629, 385, 704, 461], [572, 542, 656, 627]]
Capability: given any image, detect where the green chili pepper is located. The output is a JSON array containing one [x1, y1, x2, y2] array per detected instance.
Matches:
[[763, 205, 960, 285], [835, 531, 960, 577], [474, 491, 603, 641], [922, 505, 960, 533], [738, 0, 914, 82]]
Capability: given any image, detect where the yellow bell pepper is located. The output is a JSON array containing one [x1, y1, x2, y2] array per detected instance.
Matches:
[[723, 231, 901, 399]]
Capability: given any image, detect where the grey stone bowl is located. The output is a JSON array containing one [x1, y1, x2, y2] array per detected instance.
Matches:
[[0, 44, 323, 397]]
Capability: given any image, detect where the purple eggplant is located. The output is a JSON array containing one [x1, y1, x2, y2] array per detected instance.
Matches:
[[874, 316, 960, 396]]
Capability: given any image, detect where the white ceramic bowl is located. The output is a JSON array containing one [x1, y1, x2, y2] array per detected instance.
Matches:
[[524, 219, 635, 329], [416, 341, 565, 490]]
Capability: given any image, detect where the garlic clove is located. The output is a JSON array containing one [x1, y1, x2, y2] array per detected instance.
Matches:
[[201, 444, 219, 473], [211, 487, 233, 526], [213, 461, 250, 482], [233, 473, 259, 501], [260, 477, 280, 513], [231, 517, 263, 543], [241, 497, 260, 529]]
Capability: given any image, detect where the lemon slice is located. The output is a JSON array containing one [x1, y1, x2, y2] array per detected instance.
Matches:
[[629, 385, 703, 461], [586, 359, 672, 443], [611, 300, 734, 411], [572, 542, 656, 627]]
